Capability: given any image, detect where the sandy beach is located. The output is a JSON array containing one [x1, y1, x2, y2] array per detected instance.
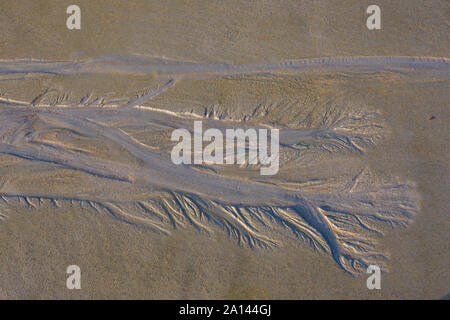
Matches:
[[0, 0, 448, 299]]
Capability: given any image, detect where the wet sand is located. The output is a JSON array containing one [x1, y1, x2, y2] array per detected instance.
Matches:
[[0, 0, 448, 299]]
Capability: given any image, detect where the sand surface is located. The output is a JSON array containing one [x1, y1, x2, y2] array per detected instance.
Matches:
[[0, 1, 448, 299]]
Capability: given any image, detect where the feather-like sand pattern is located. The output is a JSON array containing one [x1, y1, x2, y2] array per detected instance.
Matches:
[[0, 56, 428, 275]]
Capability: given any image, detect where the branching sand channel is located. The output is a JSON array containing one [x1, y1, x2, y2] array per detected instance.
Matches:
[[0, 56, 441, 275]]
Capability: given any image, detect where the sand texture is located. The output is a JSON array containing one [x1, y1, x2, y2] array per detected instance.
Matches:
[[0, 1, 448, 299]]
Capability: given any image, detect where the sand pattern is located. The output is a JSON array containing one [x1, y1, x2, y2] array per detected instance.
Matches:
[[0, 56, 439, 274]]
